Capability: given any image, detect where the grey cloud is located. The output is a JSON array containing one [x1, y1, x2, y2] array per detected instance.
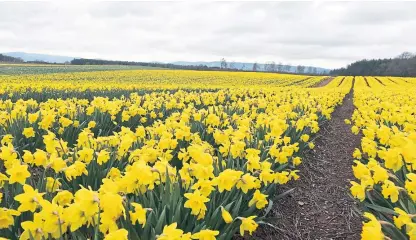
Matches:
[[0, 1, 415, 68], [338, 2, 416, 25]]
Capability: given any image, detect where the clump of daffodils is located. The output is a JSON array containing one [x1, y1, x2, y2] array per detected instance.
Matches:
[[0, 69, 351, 239], [349, 79, 416, 240]]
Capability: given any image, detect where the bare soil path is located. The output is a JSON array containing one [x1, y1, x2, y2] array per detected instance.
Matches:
[[253, 84, 362, 240], [313, 77, 334, 87]]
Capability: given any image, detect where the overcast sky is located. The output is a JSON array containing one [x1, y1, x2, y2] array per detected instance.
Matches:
[[1, 1, 415, 69]]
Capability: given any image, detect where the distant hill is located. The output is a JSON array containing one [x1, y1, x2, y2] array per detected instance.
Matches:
[[3, 52, 74, 63], [172, 61, 330, 74]]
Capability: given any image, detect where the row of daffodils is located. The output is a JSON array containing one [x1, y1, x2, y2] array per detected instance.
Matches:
[[0, 69, 346, 240], [0, 69, 325, 100], [349, 76, 416, 240]]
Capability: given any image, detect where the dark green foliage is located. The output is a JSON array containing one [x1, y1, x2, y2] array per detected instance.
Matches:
[[331, 52, 416, 77], [0, 54, 24, 63]]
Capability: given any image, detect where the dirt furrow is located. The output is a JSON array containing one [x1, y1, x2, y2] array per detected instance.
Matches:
[[374, 77, 386, 86], [253, 85, 362, 240], [337, 77, 346, 87], [363, 77, 370, 87], [312, 77, 334, 87]]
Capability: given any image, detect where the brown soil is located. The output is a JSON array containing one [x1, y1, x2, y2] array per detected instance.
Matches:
[[374, 77, 386, 86], [363, 77, 370, 87], [312, 77, 334, 87], [387, 78, 398, 84], [291, 77, 313, 86], [337, 77, 345, 87], [251, 85, 362, 240]]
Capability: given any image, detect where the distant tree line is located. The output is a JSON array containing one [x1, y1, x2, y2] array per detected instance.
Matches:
[[330, 52, 416, 77], [0, 54, 24, 63], [222, 59, 324, 75], [1, 52, 325, 75], [71, 57, 323, 75], [26, 60, 51, 64], [71, 58, 227, 71]]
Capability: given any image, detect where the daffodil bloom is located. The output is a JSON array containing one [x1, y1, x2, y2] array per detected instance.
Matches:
[[220, 207, 233, 223], [100, 211, 119, 234], [23, 127, 35, 138], [20, 216, 45, 240], [361, 213, 384, 240], [157, 223, 185, 240], [236, 174, 259, 193], [381, 180, 400, 203], [249, 190, 268, 209], [405, 173, 416, 201], [350, 181, 366, 201], [191, 229, 219, 240], [38, 200, 67, 238], [28, 112, 39, 123], [352, 160, 371, 180], [245, 148, 261, 172], [191, 179, 215, 197], [184, 190, 209, 218], [107, 167, 121, 180], [212, 169, 243, 192], [0, 143, 18, 163], [351, 126, 359, 135], [49, 154, 67, 173], [300, 134, 309, 142], [14, 184, 45, 212], [22, 150, 34, 164], [0, 208, 20, 229], [275, 171, 290, 184], [352, 148, 362, 159], [293, 156, 302, 166], [129, 203, 150, 226], [406, 223, 416, 240], [239, 216, 258, 236], [382, 147, 404, 172], [6, 163, 30, 184], [77, 148, 94, 164], [371, 165, 388, 184], [1, 134, 13, 146], [104, 228, 129, 240], [289, 170, 300, 180], [52, 190, 74, 206], [87, 120, 96, 128], [74, 187, 99, 218], [97, 149, 110, 165], [64, 161, 88, 181], [0, 173, 7, 188], [33, 149, 48, 167], [45, 177, 61, 192], [393, 208, 412, 229]]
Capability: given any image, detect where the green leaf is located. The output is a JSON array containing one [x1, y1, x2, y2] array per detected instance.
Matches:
[[263, 200, 274, 217], [257, 220, 280, 230], [274, 188, 295, 201], [155, 206, 167, 234], [231, 195, 243, 217], [364, 203, 397, 215], [172, 199, 182, 223]]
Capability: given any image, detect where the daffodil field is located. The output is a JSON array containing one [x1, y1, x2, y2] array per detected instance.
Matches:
[[3, 67, 415, 240], [0, 68, 352, 240], [349, 76, 416, 239]]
